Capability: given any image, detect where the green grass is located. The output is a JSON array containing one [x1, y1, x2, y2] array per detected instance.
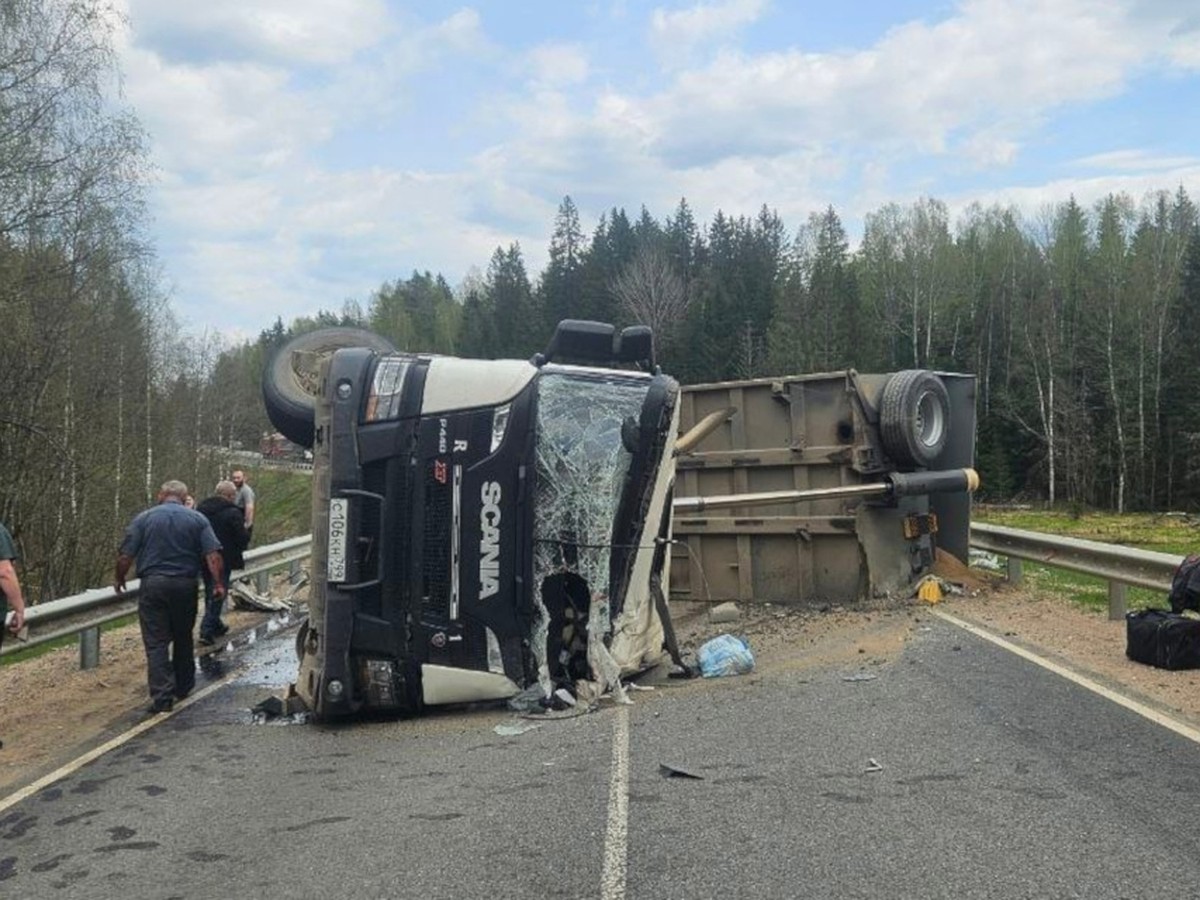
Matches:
[[973, 507, 1195, 613], [243, 467, 314, 545]]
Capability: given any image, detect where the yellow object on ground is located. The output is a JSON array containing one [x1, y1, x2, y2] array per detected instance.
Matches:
[[916, 577, 943, 605]]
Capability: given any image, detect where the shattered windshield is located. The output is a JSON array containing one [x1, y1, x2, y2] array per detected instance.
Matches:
[[529, 371, 648, 694], [532, 372, 646, 583]]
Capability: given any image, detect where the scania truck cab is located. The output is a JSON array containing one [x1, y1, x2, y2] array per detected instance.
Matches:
[[263, 322, 681, 719]]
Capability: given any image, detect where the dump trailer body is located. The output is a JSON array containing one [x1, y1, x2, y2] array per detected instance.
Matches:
[[670, 369, 976, 605]]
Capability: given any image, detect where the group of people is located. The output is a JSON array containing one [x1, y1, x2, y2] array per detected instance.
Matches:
[[114, 471, 255, 713], [1, 471, 257, 731]]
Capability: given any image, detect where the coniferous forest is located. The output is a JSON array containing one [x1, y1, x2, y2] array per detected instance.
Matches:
[[3, 0, 1200, 599]]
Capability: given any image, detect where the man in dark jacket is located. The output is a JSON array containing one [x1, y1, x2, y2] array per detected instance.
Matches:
[[196, 480, 249, 645]]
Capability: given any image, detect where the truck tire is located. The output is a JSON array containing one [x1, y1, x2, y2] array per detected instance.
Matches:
[[879, 370, 950, 468], [262, 327, 395, 447]]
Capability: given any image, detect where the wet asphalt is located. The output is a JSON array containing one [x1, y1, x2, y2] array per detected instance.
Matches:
[[2, 617, 1200, 898]]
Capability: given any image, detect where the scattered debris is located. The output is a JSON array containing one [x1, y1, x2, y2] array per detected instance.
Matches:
[[494, 721, 540, 737], [913, 573, 965, 605], [230, 581, 293, 613], [553, 687, 577, 706], [507, 685, 548, 713], [969, 550, 1004, 572], [697, 634, 755, 678], [709, 601, 741, 624], [841, 672, 878, 683], [252, 684, 309, 719], [659, 763, 704, 780], [865, 758, 884, 773], [668, 665, 699, 679], [915, 575, 943, 604]]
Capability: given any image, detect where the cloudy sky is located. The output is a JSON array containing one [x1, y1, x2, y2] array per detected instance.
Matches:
[[111, 0, 1200, 340]]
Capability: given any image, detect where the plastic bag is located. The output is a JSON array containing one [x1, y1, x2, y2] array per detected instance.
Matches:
[[697, 634, 754, 678]]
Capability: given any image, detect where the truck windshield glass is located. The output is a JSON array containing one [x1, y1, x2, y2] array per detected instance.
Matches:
[[530, 372, 647, 689]]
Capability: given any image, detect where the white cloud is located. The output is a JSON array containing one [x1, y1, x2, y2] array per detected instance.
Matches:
[[637, 0, 1144, 168], [124, 53, 326, 176], [649, 0, 767, 66], [1075, 149, 1200, 171], [960, 130, 1021, 168], [125, 0, 392, 65], [527, 43, 590, 88], [651, 0, 768, 48], [947, 164, 1200, 226]]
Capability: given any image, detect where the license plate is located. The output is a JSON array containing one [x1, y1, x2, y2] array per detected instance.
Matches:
[[328, 498, 348, 582]]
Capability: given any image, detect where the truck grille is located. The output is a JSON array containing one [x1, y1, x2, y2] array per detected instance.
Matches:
[[421, 465, 452, 625]]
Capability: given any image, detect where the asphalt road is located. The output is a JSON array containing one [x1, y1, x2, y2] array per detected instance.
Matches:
[[3, 617, 1200, 899]]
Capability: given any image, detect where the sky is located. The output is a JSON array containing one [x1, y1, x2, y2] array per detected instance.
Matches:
[[109, 0, 1200, 341]]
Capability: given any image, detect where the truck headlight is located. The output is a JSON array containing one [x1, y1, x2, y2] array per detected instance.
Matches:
[[491, 404, 511, 452], [365, 357, 411, 422]]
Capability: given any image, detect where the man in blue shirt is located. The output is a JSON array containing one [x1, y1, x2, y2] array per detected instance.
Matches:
[[115, 480, 224, 714]]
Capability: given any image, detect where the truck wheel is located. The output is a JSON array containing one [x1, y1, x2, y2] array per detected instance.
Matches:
[[262, 327, 395, 447], [879, 370, 950, 468]]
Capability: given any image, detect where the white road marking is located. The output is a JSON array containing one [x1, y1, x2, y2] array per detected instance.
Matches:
[[935, 609, 1200, 744], [600, 703, 631, 900], [0, 667, 241, 814]]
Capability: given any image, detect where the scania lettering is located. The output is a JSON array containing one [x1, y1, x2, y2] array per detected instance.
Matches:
[[479, 481, 502, 600]]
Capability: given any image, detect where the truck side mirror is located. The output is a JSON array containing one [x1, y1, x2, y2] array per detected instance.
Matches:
[[617, 326, 654, 370], [543, 320, 616, 364]]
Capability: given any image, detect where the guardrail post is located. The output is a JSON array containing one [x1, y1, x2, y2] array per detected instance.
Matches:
[[1007, 556, 1023, 585], [80, 626, 100, 670], [1108, 581, 1127, 621], [289, 559, 302, 582], [255, 570, 270, 594]]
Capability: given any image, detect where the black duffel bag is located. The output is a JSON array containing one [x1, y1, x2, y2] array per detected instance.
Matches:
[[1126, 608, 1200, 670]]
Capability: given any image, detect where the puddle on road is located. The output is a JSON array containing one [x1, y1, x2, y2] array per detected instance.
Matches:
[[183, 612, 311, 727]]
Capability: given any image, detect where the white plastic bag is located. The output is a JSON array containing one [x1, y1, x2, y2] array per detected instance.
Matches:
[[697, 634, 754, 678]]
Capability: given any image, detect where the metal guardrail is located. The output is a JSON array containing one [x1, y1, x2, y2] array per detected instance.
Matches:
[[2, 523, 1185, 667], [969, 522, 1183, 620], [1, 535, 313, 666]]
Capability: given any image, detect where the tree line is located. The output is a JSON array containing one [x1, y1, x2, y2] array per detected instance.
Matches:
[[4, 0, 1199, 603], [0, 0, 234, 600], [258, 189, 1200, 521]]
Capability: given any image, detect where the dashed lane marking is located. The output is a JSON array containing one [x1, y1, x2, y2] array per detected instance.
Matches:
[[600, 703, 630, 900]]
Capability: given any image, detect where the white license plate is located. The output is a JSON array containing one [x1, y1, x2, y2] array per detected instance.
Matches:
[[327, 498, 348, 582]]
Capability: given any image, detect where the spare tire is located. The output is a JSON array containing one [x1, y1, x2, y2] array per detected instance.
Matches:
[[262, 327, 396, 447], [878, 370, 951, 468]]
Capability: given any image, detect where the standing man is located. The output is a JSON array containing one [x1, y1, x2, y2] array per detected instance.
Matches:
[[115, 480, 224, 714], [231, 469, 255, 543], [196, 480, 249, 645], [0, 521, 26, 642], [0, 521, 27, 749]]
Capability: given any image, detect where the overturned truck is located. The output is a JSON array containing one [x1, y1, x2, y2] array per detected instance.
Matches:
[[262, 322, 977, 720]]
